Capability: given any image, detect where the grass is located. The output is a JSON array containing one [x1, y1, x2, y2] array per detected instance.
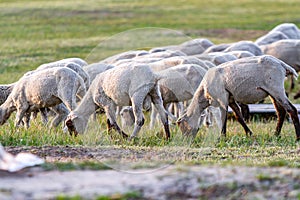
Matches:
[[1, 0, 300, 169]]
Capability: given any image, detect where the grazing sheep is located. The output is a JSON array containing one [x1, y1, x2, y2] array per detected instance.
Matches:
[[260, 39, 300, 91], [177, 55, 300, 141], [255, 31, 289, 46], [38, 57, 88, 68], [0, 84, 15, 105], [270, 23, 300, 40], [223, 41, 263, 56], [260, 39, 300, 72], [100, 50, 149, 65], [151, 64, 208, 128], [149, 56, 210, 72], [195, 52, 237, 66], [65, 64, 170, 139], [36, 62, 90, 90], [82, 62, 114, 82], [120, 106, 135, 128], [255, 23, 300, 45], [227, 50, 255, 59], [150, 38, 214, 55], [0, 68, 86, 128]]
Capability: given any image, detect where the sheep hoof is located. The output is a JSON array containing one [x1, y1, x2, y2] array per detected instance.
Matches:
[[128, 135, 137, 141]]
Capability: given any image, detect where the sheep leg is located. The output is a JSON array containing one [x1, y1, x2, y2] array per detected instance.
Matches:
[[269, 97, 286, 137], [149, 104, 158, 129], [149, 85, 170, 139], [258, 87, 300, 141], [15, 109, 27, 127], [220, 107, 228, 137], [130, 94, 146, 139], [104, 105, 128, 138], [229, 101, 253, 136], [239, 103, 250, 122], [50, 104, 69, 127]]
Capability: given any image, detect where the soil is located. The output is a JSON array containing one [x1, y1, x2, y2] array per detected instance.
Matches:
[[1, 146, 300, 200]]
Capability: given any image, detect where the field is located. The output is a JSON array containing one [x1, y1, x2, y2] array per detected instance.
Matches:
[[1, 0, 300, 199]]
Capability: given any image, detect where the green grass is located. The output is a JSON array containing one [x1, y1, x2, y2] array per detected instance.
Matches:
[[1, 0, 300, 169]]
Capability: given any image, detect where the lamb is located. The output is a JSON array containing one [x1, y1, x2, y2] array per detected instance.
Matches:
[[0, 67, 86, 128], [177, 55, 300, 141], [65, 64, 170, 139]]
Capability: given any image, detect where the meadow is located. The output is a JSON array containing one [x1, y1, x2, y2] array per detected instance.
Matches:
[[1, 0, 300, 170]]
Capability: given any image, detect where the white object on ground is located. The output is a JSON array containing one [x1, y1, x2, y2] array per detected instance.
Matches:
[[0, 144, 44, 172]]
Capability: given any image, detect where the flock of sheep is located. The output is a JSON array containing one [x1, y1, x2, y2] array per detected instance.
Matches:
[[1, 22, 300, 141]]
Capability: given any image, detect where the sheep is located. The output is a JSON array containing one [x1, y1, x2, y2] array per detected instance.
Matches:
[[255, 23, 300, 45], [195, 52, 238, 66], [177, 55, 300, 141], [82, 62, 114, 82], [100, 50, 149, 65], [38, 57, 88, 68], [150, 38, 214, 55], [35, 62, 91, 90], [203, 43, 232, 53], [223, 41, 263, 56], [148, 56, 210, 72], [146, 64, 208, 128], [120, 106, 135, 128], [270, 23, 300, 40], [260, 39, 300, 91], [0, 84, 15, 105], [0, 67, 86, 128], [65, 64, 170, 139], [255, 31, 289, 46]]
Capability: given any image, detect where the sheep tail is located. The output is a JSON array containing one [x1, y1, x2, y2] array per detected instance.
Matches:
[[280, 61, 298, 80]]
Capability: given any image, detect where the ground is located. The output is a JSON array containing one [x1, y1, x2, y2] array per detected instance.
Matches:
[[1, 146, 300, 200]]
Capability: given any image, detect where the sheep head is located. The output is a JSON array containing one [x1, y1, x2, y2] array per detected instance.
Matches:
[[0, 107, 11, 126], [65, 112, 88, 136], [177, 113, 199, 137]]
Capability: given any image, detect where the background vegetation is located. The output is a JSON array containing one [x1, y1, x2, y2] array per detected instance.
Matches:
[[1, 0, 300, 168]]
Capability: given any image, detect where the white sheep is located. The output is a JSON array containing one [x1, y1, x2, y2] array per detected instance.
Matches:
[[100, 50, 149, 65], [177, 55, 300, 141], [36, 62, 90, 90], [270, 23, 300, 40], [65, 64, 170, 139], [38, 57, 88, 68], [260, 39, 300, 92], [255, 23, 300, 45], [195, 52, 238, 66], [255, 31, 289, 46], [0, 84, 15, 105], [82, 62, 114, 82], [203, 43, 232, 53], [0, 67, 86, 128], [150, 38, 214, 55], [223, 40, 263, 56]]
